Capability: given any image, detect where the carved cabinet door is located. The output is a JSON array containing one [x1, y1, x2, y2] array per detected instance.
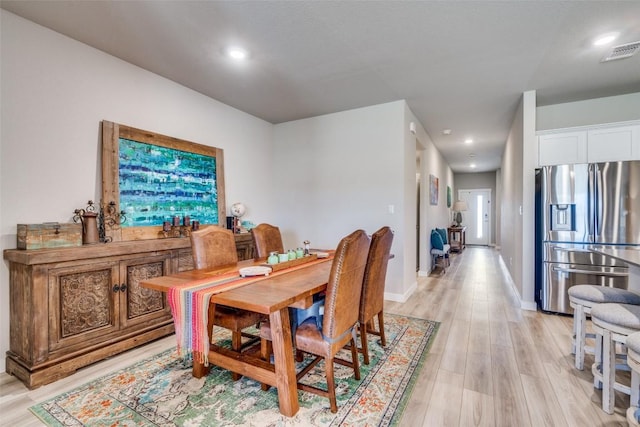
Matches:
[[48, 261, 120, 354], [117, 253, 172, 329]]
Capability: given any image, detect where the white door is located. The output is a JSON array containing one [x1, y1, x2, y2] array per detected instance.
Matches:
[[458, 189, 491, 246]]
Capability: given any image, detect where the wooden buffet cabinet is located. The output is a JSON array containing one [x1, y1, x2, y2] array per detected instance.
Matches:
[[4, 232, 254, 389]]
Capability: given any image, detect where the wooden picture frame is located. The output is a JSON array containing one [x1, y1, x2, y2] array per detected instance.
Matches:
[[101, 121, 225, 242]]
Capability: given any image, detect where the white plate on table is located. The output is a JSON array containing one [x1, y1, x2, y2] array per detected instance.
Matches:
[[239, 266, 272, 277]]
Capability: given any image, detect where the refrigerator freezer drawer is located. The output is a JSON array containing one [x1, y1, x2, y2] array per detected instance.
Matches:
[[540, 262, 629, 314]]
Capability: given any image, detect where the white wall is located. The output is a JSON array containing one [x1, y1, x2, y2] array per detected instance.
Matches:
[[271, 101, 452, 301], [500, 97, 525, 301], [0, 11, 276, 373], [499, 90, 537, 311], [537, 92, 640, 130], [273, 101, 411, 299], [408, 107, 454, 275], [522, 90, 537, 308]]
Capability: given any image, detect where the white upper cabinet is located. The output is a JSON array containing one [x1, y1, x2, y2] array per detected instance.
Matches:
[[538, 131, 587, 166], [538, 121, 640, 166], [587, 125, 640, 162]]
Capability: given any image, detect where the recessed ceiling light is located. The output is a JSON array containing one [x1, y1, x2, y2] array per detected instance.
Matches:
[[442, 129, 452, 135], [469, 153, 476, 158], [226, 46, 248, 60], [464, 139, 473, 144], [593, 32, 619, 46], [470, 163, 476, 169]]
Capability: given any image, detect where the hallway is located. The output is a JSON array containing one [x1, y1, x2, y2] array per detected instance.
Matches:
[[387, 246, 627, 425]]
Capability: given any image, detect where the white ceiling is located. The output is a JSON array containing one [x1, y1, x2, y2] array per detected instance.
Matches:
[[2, 1, 640, 172]]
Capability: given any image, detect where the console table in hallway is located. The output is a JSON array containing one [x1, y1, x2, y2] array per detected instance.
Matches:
[[448, 226, 466, 253]]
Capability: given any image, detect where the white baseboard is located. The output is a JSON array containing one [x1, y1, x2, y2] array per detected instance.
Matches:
[[498, 254, 537, 312], [384, 280, 417, 303], [417, 269, 430, 277]]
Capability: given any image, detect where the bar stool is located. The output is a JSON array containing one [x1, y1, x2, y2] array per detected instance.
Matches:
[[568, 285, 640, 370], [591, 303, 640, 414], [626, 332, 640, 426]]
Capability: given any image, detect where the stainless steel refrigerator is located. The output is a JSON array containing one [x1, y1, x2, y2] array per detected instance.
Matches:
[[535, 161, 640, 314]]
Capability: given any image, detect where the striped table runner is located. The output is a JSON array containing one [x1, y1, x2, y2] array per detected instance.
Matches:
[[167, 256, 332, 365]]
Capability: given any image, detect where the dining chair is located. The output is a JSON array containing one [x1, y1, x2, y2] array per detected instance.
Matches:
[[260, 229, 371, 412], [190, 226, 264, 380], [358, 226, 394, 365], [253, 222, 323, 351], [251, 223, 285, 259]]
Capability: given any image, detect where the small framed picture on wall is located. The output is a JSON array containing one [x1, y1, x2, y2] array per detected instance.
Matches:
[[429, 174, 439, 205]]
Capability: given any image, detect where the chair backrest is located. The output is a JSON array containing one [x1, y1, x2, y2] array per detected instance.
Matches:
[[251, 223, 284, 259], [322, 229, 371, 340], [190, 226, 238, 270], [359, 226, 394, 322]]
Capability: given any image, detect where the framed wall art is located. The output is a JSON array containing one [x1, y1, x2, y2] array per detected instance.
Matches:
[[429, 174, 439, 205], [101, 121, 225, 241], [447, 185, 452, 208]]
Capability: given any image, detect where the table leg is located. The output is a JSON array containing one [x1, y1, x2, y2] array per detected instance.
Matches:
[[192, 302, 215, 378], [269, 307, 300, 416]]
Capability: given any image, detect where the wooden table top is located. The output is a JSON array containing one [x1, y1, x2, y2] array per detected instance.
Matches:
[[141, 256, 333, 313], [211, 261, 332, 314], [141, 258, 262, 292]]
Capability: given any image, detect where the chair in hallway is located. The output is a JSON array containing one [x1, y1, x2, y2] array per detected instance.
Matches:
[[251, 223, 284, 259], [568, 285, 640, 370], [430, 228, 450, 272], [358, 226, 394, 365], [260, 229, 371, 412], [190, 226, 264, 380]]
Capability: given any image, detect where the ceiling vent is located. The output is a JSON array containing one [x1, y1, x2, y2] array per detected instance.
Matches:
[[601, 40, 640, 62]]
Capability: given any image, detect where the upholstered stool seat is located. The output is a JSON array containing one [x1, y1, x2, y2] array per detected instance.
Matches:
[[591, 303, 640, 414], [568, 285, 640, 370], [625, 332, 640, 426]]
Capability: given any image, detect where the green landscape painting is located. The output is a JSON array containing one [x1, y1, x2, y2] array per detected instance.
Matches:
[[118, 138, 219, 226]]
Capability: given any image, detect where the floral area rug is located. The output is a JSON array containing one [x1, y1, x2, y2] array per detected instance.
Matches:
[[30, 313, 438, 426]]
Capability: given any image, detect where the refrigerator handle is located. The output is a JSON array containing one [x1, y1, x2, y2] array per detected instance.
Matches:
[[594, 164, 603, 240], [551, 266, 628, 277], [588, 164, 596, 240], [550, 246, 591, 253]]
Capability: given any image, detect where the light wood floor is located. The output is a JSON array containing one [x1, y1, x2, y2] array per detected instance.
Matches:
[[0, 247, 629, 426]]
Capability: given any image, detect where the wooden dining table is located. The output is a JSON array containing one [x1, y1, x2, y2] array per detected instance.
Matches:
[[140, 255, 333, 417]]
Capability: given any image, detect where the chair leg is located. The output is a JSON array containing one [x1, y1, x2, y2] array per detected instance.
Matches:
[[325, 357, 338, 413], [360, 323, 370, 365], [350, 336, 361, 381], [632, 369, 640, 411], [602, 329, 615, 414], [594, 331, 603, 390], [260, 338, 272, 391], [377, 311, 386, 347], [574, 304, 585, 370]]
